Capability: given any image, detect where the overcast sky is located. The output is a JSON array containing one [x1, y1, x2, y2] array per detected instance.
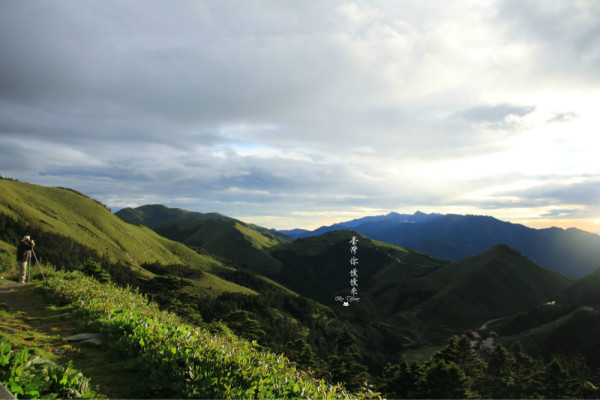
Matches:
[[1, 1, 599, 232]]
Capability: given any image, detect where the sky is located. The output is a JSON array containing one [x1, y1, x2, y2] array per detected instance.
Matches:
[[1, 1, 599, 232]]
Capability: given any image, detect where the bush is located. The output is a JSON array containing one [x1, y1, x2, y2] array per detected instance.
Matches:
[[0, 250, 13, 275], [44, 271, 379, 399], [0, 340, 96, 399], [78, 258, 111, 283]]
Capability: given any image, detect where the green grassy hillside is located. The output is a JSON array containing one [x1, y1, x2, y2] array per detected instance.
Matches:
[[496, 267, 600, 369], [118, 204, 578, 369], [117, 205, 292, 274], [4, 178, 597, 393], [116, 204, 291, 242], [251, 236, 572, 361], [35, 269, 373, 399], [122, 216, 450, 371], [0, 178, 253, 295], [116, 204, 235, 226], [397, 245, 572, 328], [558, 267, 600, 307], [152, 218, 287, 274], [0, 179, 372, 386], [267, 230, 446, 305]]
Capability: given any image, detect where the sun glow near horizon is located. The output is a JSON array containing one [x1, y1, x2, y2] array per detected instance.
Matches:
[[240, 205, 600, 234], [1, 1, 599, 239]]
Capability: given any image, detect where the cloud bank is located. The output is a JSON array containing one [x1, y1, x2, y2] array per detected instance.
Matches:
[[1, 0, 599, 231]]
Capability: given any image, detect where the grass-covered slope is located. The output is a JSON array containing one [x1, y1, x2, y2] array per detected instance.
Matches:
[[1, 180, 208, 267], [40, 270, 377, 399], [0, 178, 253, 295], [514, 309, 600, 370], [497, 267, 600, 369], [117, 204, 292, 274], [409, 245, 572, 327], [153, 218, 288, 274], [116, 204, 291, 242], [264, 234, 571, 330], [558, 267, 600, 307], [116, 204, 235, 226], [267, 230, 446, 305]]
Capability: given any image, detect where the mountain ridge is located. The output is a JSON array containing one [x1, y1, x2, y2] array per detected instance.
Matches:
[[411, 244, 572, 327], [113, 204, 574, 331], [3, 179, 596, 381], [278, 211, 600, 278], [0, 178, 255, 295]]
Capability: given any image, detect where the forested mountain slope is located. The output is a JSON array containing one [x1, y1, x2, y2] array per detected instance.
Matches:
[[0, 179, 373, 387], [281, 212, 600, 278]]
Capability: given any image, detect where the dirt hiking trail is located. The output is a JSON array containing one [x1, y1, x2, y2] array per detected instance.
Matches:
[[0, 281, 137, 398]]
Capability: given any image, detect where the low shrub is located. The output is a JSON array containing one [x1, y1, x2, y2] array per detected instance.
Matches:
[[0, 340, 96, 399], [44, 271, 379, 399]]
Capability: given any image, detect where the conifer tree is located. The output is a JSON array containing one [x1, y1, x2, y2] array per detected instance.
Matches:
[[378, 360, 421, 399], [416, 359, 474, 399], [79, 258, 111, 283], [224, 310, 266, 342], [542, 355, 571, 399], [326, 326, 369, 391], [433, 336, 460, 363], [510, 342, 541, 398], [479, 344, 515, 398], [435, 336, 484, 379], [286, 338, 317, 370]]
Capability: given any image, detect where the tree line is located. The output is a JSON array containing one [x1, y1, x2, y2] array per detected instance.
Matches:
[[2, 211, 599, 397], [379, 335, 599, 398]]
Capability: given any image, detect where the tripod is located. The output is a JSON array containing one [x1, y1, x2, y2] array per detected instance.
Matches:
[[26, 248, 46, 283]]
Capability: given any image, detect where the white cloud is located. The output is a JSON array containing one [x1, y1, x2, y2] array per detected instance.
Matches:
[[0, 0, 599, 230]]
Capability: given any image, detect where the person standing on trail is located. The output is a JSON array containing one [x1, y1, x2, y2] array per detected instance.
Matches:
[[16, 235, 35, 284]]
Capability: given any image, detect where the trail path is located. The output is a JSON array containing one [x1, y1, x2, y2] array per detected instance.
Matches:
[[0, 281, 136, 398], [478, 315, 515, 330]]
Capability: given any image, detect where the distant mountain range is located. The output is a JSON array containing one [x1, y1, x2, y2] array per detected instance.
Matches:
[[0, 179, 256, 295], [279, 211, 600, 278], [116, 204, 575, 366], [116, 204, 291, 242], [116, 204, 291, 275], [278, 211, 441, 237], [3, 181, 598, 373], [495, 264, 600, 370], [0, 179, 358, 374]]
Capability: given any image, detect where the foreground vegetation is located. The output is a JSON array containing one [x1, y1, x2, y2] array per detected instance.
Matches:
[[379, 336, 599, 399], [2, 177, 600, 398], [4, 262, 598, 399], [0, 339, 97, 399], [42, 270, 378, 399]]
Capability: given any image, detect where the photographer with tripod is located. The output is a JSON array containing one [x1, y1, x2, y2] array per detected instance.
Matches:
[[16, 235, 35, 284]]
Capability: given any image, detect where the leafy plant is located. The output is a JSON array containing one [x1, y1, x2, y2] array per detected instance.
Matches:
[[0, 340, 95, 399], [44, 270, 380, 399]]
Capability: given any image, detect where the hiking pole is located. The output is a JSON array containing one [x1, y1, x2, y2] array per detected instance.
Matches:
[[31, 248, 46, 283]]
